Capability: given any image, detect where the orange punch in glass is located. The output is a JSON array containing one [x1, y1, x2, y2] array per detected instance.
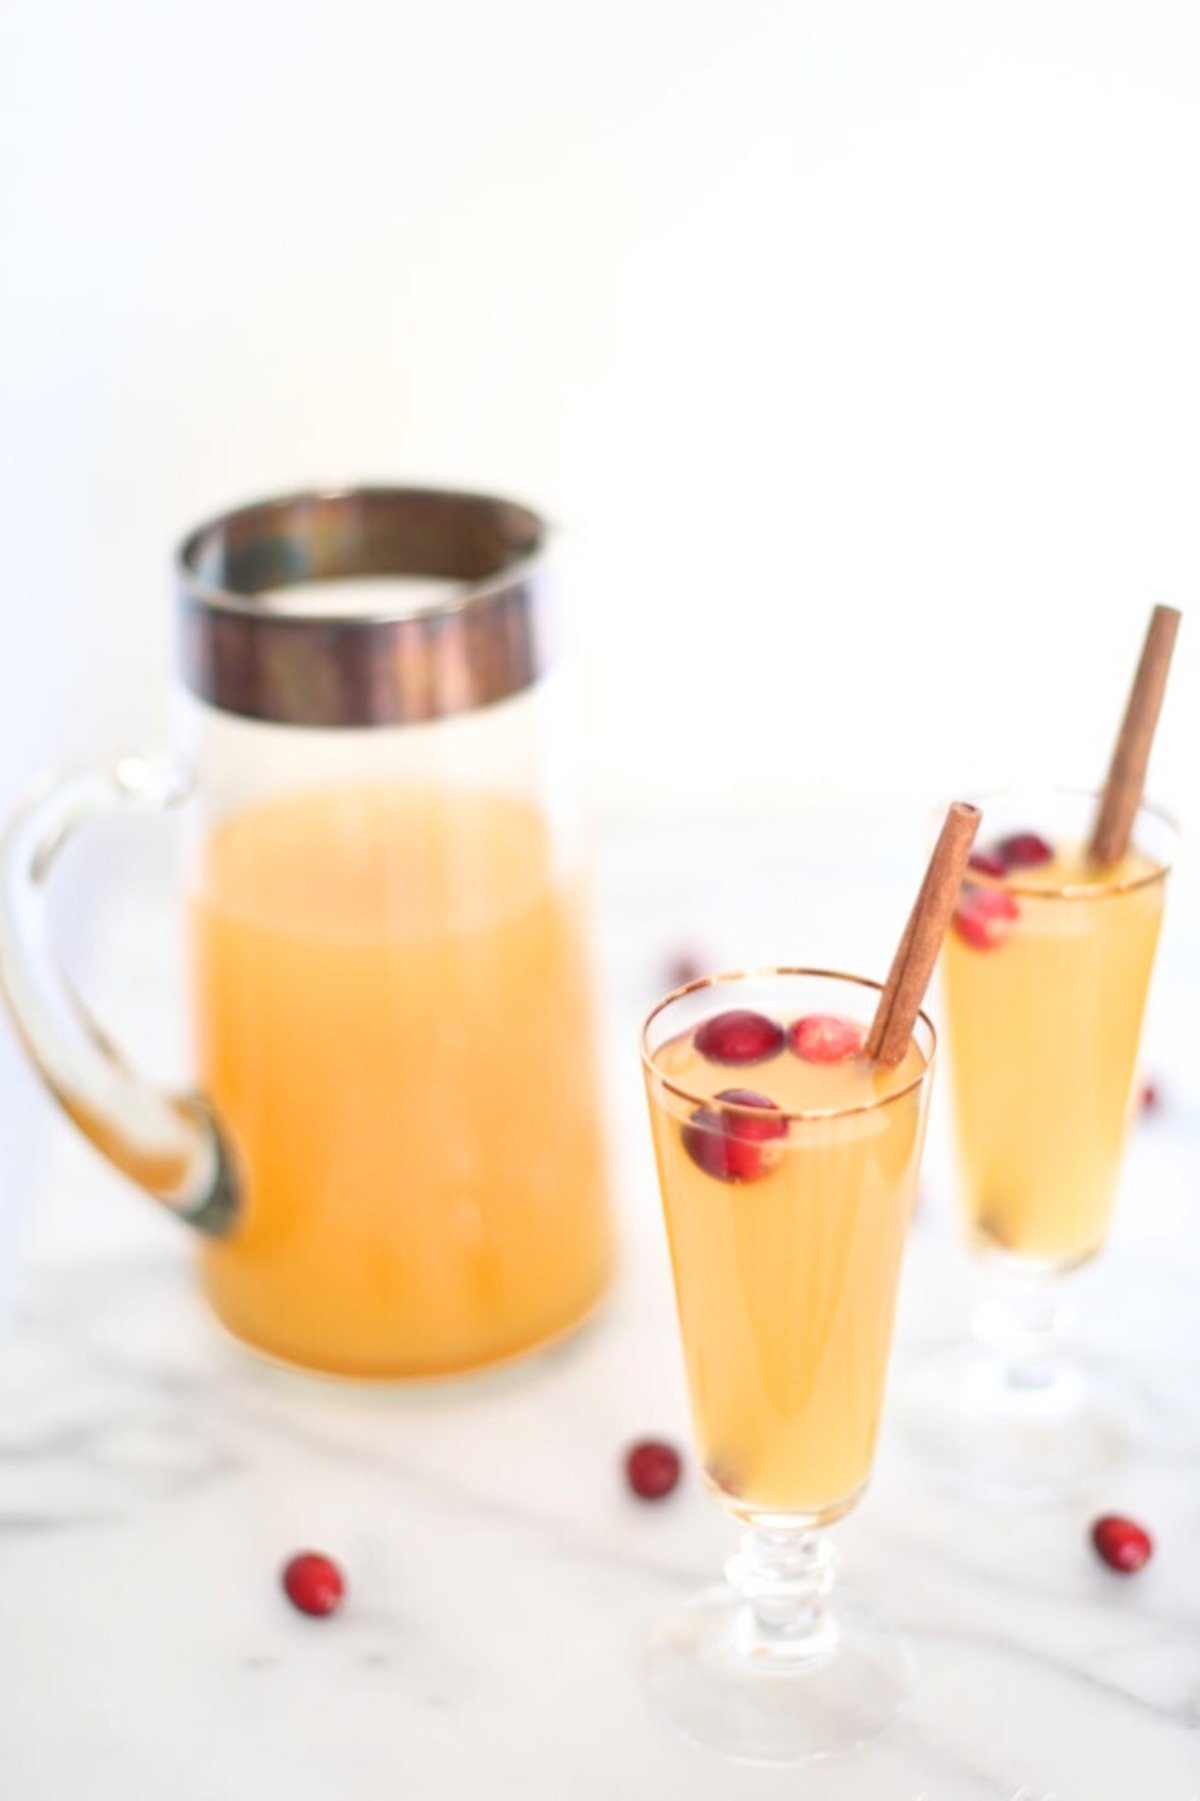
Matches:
[[914, 606, 1181, 1497], [646, 1004, 928, 1520], [945, 833, 1168, 1267], [637, 804, 976, 1766]]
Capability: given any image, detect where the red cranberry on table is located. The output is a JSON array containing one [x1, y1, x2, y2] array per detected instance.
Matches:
[[693, 1010, 784, 1066], [625, 1439, 682, 1500], [968, 848, 1009, 879], [281, 1551, 346, 1617], [1091, 1514, 1154, 1574], [682, 1088, 787, 1183], [953, 884, 1020, 950], [1140, 1079, 1162, 1114], [663, 950, 708, 991], [788, 1013, 865, 1063]]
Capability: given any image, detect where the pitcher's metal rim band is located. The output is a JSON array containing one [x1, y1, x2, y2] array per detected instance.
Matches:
[[175, 486, 552, 728]]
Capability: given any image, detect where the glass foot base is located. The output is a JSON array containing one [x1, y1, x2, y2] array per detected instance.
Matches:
[[646, 1585, 912, 1765], [903, 1342, 1128, 1501]]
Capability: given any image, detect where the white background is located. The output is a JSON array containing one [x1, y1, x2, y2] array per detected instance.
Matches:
[[2, 0, 1199, 812], [2, 1, 1198, 1227]]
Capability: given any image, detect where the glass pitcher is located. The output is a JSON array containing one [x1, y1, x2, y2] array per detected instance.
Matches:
[[0, 487, 614, 1377]]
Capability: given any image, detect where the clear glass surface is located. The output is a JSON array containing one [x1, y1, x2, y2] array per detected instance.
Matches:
[[641, 969, 935, 1763]]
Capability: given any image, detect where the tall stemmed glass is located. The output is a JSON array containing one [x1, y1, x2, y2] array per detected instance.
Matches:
[[640, 968, 936, 1762], [914, 787, 1178, 1495], [912, 605, 1181, 1495]]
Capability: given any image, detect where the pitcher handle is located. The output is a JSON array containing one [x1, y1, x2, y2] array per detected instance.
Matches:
[[0, 755, 238, 1236]]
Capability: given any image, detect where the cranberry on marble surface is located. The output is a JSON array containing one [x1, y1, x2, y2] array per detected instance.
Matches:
[[662, 949, 708, 991], [1091, 1515, 1153, 1574], [282, 1551, 345, 1617], [625, 1439, 682, 1500]]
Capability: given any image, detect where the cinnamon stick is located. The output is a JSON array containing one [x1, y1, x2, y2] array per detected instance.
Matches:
[[864, 801, 981, 1067], [1088, 605, 1181, 867]]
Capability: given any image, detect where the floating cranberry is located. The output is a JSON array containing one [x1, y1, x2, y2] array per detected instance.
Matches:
[[997, 830, 1054, 869], [953, 884, 1020, 950], [968, 848, 1008, 879], [282, 1551, 346, 1617], [1091, 1514, 1153, 1574], [682, 1088, 787, 1183], [625, 1438, 682, 1500], [693, 1009, 784, 1065], [788, 1013, 865, 1063]]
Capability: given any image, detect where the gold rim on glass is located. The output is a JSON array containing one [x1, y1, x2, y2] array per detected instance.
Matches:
[[961, 787, 1179, 901], [640, 966, 937, 1124]]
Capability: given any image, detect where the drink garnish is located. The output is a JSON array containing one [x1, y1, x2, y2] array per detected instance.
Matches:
[[694, 1010, 784, 1065], [681, 1088, 787, 1183], [996, 831, 1053, 869], [953, 884, 1019, 950], [788, 1014, 865, 1063], [864, 802, 981, 1065], [1089, 604, 1181, 867]]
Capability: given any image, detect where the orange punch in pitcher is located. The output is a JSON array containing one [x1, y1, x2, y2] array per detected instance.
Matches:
[[0, 489, 614, 1377], [194, 783, 610, 1375]]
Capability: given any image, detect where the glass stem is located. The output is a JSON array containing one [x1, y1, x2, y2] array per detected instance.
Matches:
[[972, 1264, 1074, 1394], [725, 1528, 839, 1663]]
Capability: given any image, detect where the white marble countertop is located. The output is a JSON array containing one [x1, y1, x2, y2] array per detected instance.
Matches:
[[1, 802, 1197, 1800]]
